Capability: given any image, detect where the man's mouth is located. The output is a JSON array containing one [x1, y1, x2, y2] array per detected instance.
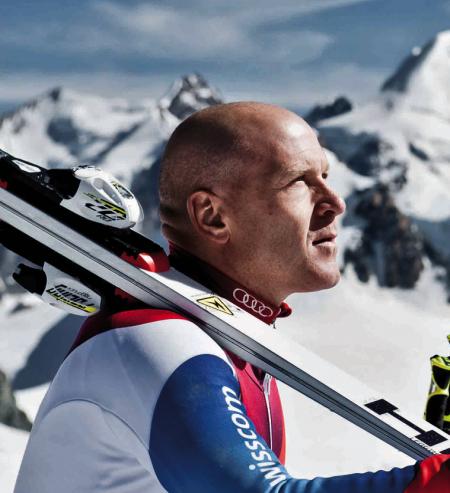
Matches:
[[312, 234, 337, 246]]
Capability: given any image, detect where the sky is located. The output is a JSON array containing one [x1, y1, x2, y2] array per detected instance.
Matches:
[[2, 0, 450, 113]]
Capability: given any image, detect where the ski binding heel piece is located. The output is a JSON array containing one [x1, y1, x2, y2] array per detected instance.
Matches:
[[14, 262, 102, 316], [60, 166, 143, 229]]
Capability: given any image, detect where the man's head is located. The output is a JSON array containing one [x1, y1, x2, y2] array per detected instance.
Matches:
[[159, 102, 345, 305]]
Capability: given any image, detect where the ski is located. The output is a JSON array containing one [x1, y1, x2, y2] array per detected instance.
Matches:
[[0, 150, 449, 460]]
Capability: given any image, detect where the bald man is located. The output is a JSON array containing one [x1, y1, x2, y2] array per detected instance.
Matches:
[[160, 102, 344, 299], [15, 103, 450, 492]]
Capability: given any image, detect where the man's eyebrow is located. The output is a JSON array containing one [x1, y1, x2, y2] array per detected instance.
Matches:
[[270, 162, 306, 189], [277, 162, 306, 180], [272, 159, 330, 189]]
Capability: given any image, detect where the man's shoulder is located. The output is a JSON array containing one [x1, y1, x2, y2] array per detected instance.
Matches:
[[67, 306, 231, 373], [38, 306, 234, 429], [97, 307, 188, 328], [69, 307, 190, 354]]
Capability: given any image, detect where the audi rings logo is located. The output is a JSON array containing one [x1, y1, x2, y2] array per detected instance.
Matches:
[[233, 288, 274, 318]]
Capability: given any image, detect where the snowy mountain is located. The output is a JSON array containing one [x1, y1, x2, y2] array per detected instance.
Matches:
[[1, 33, 450, 491], [0, 73, 222, 183], [315, 30, 450, 298]]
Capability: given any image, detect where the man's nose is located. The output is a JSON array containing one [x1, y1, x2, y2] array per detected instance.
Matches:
[[315, 184, 346, 217]]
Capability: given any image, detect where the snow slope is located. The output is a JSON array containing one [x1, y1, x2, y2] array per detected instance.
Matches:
[[0, 423, 29, 493], [0, 295, 66, 378]]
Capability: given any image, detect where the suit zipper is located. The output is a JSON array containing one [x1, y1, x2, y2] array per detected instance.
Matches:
[[263, 372, 273, 449], [263, 320, 277, 449]]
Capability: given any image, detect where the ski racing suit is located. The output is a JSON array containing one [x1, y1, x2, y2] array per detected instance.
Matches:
[[15, 247, 450, 492]]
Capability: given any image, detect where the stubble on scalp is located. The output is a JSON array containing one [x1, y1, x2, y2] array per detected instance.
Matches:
[[160, 102, 278, 243], [159, 101, 316, 248]]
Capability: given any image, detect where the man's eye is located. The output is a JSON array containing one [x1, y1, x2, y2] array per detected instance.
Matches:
[[322, 172, 328, 180]]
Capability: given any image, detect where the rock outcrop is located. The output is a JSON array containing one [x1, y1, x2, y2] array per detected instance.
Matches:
[[343, 184, 424, 289], [0, 369, 31, 431], [305, 96, 352, 126]]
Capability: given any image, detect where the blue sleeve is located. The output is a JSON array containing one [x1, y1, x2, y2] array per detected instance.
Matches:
[[149, 354, 417, 492]]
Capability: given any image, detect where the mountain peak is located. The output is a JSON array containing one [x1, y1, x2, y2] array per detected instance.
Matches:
[[382, 30, 450, 94], [380, 30, 450, 119], [381, 38, 436, 93], [159, 73, 223, 120], [47, 86, 64, 102]]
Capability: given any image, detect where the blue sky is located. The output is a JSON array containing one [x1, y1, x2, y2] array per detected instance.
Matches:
[[2, 0, 450, 112]]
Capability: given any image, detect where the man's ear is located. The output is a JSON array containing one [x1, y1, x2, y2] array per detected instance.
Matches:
[[186, 190, 230, 244]]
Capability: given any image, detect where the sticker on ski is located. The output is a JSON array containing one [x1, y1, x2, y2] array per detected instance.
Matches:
[[196, 295, 233, 315]]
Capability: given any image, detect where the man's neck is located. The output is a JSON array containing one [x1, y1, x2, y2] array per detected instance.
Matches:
[[169, 244, 291, 325]]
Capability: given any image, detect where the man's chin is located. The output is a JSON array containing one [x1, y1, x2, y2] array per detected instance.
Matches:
[[314, 271, 341, 291], [323, 271, 341, 289], [295, 267, 341, 293]]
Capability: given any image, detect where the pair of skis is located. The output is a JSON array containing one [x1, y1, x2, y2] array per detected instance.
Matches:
[[0, 149, 449, 460]]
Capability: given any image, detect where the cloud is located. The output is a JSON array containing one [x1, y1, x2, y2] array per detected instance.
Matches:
[[259, 30, 333, 63], [0, 1, 378, 109], [87, 1, 337, 63], [97, 0, 374, 23], [0, 1, 341, 63], [218, 62, 386, 108], [92, 2, 249, 59]]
